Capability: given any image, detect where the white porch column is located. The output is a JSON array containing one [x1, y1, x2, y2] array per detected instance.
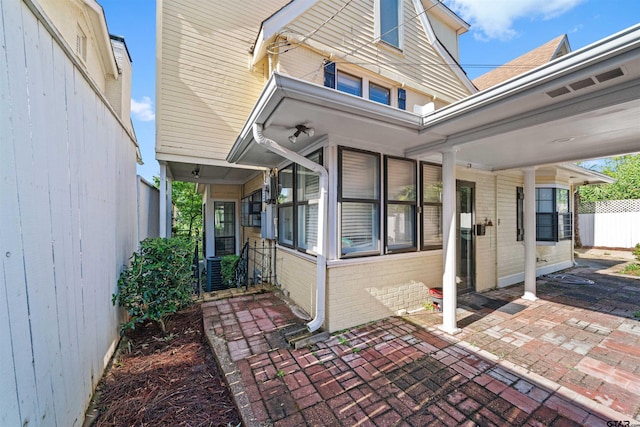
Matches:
[[159, 163, 167, 238], [166, 177, 173, 238], [440, 149, 460, 334], [523, 167, 538, 301]]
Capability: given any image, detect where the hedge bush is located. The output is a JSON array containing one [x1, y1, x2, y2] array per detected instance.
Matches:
[[113, 237, 194, 334]]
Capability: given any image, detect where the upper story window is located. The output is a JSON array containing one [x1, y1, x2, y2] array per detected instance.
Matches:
[[370, 83, 390, 105], [377, 0, 402, 48], [337, 71, 362, 97], [324, 62, 402, 109]]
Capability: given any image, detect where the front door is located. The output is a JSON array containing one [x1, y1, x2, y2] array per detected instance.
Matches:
[[214, 201, 236, 256], [456, 181, 475, 293]]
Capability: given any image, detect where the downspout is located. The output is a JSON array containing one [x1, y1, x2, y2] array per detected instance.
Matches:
[[252, 124, 328, 332]]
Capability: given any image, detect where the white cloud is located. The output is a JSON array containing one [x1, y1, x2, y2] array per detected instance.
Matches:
[[131, 96, 155, 122], [445, 0, 584, 41]]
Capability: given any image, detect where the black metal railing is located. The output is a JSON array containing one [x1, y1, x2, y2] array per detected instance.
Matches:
[[237, 239, 275, 289]]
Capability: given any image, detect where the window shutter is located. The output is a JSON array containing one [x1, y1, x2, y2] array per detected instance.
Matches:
[[516, 187, 524, 241], [398, 88, 406, 110], [323, 61, 336, 89]]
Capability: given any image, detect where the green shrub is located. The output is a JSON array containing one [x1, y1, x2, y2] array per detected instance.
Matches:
[[113, 237, 194, 334], [221, 255, 240, 287], [633, 243, 640, 261]]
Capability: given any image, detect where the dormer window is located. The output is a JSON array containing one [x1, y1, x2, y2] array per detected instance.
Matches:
[[377, 0, 402, 49]]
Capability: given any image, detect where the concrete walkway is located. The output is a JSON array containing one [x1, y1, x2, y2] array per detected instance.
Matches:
[[203, 262, 640, 426]]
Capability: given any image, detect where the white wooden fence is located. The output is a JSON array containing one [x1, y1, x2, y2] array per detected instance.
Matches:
[[1, 1, 139, 426], [578, 200, 640, 249]]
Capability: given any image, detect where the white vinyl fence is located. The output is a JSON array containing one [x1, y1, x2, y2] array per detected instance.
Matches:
[[578, 199, 640, 249], [1, 2, 139, 426]]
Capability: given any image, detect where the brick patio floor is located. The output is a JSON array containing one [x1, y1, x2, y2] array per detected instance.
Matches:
[[203, 263, 640, 426]]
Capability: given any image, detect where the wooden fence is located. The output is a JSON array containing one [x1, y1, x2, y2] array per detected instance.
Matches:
[[1, 1, 139, 425]]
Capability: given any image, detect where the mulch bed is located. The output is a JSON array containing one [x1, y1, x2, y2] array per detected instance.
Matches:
[[94, 304, 241, 426]]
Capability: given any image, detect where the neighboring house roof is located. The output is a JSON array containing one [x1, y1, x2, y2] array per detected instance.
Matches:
[[473, 35, 571, 91], [228, 24, 640, 173]]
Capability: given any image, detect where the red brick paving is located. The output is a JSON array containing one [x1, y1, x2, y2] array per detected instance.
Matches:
[[203, 290, 639, 426]]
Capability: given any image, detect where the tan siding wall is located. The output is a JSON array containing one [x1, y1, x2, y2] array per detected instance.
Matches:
[[429, 15, 459, 61], [277, 46, 326, 87], [211, 184, 241, 200], [496, 173, 574, 287], [276, 250, 317, 316], [457, 168, 497, 291], [325, 252, 442, 331], [158, 0, 471, 162], [537, 241, 572, 267], [496, 173, 525, 280], [282, 0, 471, 104], [157, 0, 289, 160]]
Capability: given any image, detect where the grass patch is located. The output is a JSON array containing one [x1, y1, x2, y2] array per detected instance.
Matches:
[[620, 263, 640, 276]]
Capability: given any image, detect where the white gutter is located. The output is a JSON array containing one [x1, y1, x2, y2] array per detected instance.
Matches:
[[252, 124, 328, 332]]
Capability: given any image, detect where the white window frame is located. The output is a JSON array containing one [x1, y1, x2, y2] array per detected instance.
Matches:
[[375, 0, 404, 50]]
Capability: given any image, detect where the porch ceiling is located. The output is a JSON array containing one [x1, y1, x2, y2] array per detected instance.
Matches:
[[163, 159, 263, 185], [228, 24, 640, 171]]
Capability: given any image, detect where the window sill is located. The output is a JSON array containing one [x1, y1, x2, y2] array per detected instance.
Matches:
[[376, 40, 404, 56], [276, 244, 318, 263], [329, 249, 442, 268]]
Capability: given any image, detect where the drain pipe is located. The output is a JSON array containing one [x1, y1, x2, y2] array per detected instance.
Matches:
[[252, 124, 328, 332]]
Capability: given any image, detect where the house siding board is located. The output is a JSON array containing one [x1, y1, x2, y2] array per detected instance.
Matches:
[[277, 47, 326, 86], [282, 0, 470, 103], [428, 14, 459, 60], [497, 174, 525, 279], [1, 3, 138, 425], [157, 0, 289, 160], [326, 253, 441, 332]]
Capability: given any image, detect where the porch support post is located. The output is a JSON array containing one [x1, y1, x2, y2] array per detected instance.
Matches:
[[440, 148, 460, 334], [166, 177, 173, 238], [523, 166, 538, 301], [159, 163, 167, 238]]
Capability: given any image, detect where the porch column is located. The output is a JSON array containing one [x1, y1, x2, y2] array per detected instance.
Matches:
[[440, 148, 460, 334], [166, 177, 173, 238], [523, 167, 538, 301], [159, 163, 167, 238]]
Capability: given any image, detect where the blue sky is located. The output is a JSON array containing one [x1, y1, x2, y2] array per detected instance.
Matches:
[[98, 0, 639, 182]]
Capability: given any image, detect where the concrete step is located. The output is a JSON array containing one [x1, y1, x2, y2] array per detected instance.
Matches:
[[285, 328, 330, 350]]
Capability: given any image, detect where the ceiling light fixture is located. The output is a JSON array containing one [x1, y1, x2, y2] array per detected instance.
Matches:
[[288, 124, 315, 143], [191, 165, 200, 179]]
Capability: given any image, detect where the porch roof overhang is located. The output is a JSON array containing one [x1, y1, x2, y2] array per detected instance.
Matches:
[[228, 24, 640, 174]]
